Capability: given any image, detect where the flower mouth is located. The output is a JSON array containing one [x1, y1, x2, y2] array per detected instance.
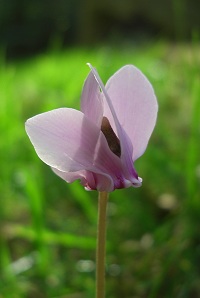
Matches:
[[101, 116, 121, 158]]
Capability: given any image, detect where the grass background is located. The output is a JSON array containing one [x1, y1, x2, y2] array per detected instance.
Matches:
[[0, 40, 200, 297]]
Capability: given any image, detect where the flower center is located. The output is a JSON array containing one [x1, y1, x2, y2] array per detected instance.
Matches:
[[101, 117, 121, 157]]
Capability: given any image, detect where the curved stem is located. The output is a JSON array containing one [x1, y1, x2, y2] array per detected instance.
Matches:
[[96, 191, 109, 298]]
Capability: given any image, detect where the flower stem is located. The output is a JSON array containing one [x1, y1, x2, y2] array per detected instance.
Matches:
[[96, 191, 109, 298]]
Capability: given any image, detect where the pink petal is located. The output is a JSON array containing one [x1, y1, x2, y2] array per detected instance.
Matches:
[[105, 65, 158, 161], [25, 108, 124, 191], [87, 64, 138, 181], [25, 108, 101, 172], [81, 71, 103, 128]]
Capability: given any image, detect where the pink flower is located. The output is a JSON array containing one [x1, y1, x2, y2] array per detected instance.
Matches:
[[25, 64, 158, 192]]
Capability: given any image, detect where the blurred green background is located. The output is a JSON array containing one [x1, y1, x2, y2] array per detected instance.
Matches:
[[0, 0, 200, 297]]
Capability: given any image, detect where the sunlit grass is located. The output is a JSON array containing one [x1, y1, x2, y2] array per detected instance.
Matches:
[[0, 41, 200, 297]]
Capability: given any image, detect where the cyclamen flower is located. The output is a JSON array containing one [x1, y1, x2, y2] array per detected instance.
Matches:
[[25, 64, 158, 192]]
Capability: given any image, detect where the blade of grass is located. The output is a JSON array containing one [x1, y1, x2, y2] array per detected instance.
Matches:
[[24, 165, 50, 275], [6, 224, 96, 249], [69, 183, 97, 224], [186, 75, 200, 212]]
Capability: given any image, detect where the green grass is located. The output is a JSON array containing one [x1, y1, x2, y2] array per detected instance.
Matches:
[[0, 40, 200, 297]]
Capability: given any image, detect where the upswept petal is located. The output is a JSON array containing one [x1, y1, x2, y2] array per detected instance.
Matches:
[[105, 65, 158, 161], [25, 108, 100, 172], [87, 64, 139, 182], [81, 71, 103, 128], [25, 108, 125, 191]]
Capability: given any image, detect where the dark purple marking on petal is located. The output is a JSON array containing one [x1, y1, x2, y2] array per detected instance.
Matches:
[[101, 116, 121, 158]]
